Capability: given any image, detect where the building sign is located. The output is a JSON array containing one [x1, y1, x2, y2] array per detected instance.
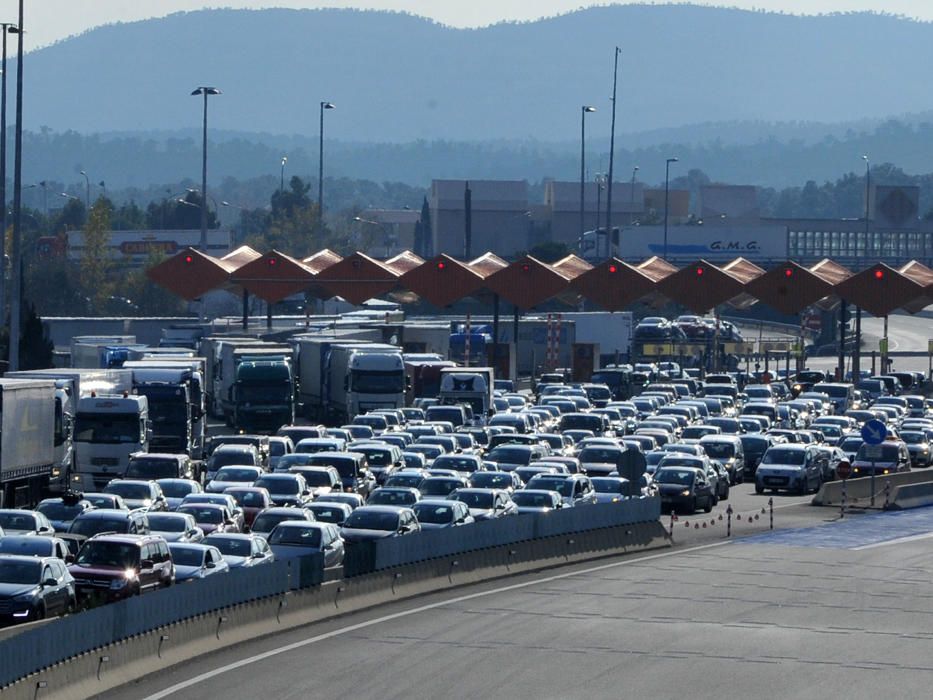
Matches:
[[67, 230, 233, 267]]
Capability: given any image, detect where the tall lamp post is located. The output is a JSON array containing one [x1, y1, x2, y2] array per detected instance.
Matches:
[[9, 0, 23, 371], [79, 170, 90, 210], [191, 86, 221, 253], [579, 105, 596, 244], [0, 22, 18, 330], [280, 156, 287, 193], [318, 101, 335, 233], [663, 157, 678, 259], [594, 173, 607, 258], [855, 154, 870, 378]]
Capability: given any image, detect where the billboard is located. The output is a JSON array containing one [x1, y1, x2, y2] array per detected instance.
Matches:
[[67, 229, 233, 267], [616, 224, 788, 262]]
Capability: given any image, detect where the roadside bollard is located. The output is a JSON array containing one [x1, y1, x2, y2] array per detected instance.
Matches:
[[768, 497, 774, 530], [884, 480, 891, 510], [841, 479, 846, 519], [726, 504, 733, 538], [669, 511, 676, 538]]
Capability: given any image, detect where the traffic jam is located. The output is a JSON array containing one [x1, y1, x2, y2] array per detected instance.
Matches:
[[0, 322, 930, 627]]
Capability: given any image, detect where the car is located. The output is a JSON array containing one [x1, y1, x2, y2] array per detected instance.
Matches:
[[125, 452, 197, 482], [167, 543, 230, 582], [180, 493, 246, 529], [68, 509, 150, 538], [314, 492, 366, 511], [411, 499, 474, 529], [755, 444, 824, 494], [739, 434, 773, 476], [253, 473, 312, 507], [277, 425, 328, 444], [366, 486, 421, 507], [577, 445, 626, 478], [34, 495, 95, 533], [274, 453, 323, 473], [80, 492, 129, 511], [654, 466, 715, 514], [293, 437, 348, 455], [156, 479, 204, 510], [267, 436, 294, 471], [590, 476, 635, 503], [205, 466, 264, 494], [102, 479, 168, 511], [431, 454, 485, 475], [900, 430, 933, 468], [0, 535, 73, 562], [69, 534, 174, 603], [305, 452, 376, 496], [267, 522, 345, 567], [698, 435, 746, 484], [511, 489, 565, 514], [175, 504, 240, 536], [223, 487, 273, 528], [249, 507, 316, 540], [525, 474, 597, 508], [0, 509, 55, 537], [304, 501, 353, 526], [448, 488, 518, 520], [204, 533, 275, 568], [340, 505, 420, 543], [468, 471, 522, 493], [418, 475, 469, 498], [0, 555, 75, 623], [205, 444, 262, 481], [851, 440, 911, 478], [286, 466, 342, 498], [146, 512, 204, 543], [208, 435, 270, 468], [384, 470, 430, 489]]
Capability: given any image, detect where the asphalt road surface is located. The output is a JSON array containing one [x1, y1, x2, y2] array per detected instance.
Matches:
[[103, 480, 933, 700]]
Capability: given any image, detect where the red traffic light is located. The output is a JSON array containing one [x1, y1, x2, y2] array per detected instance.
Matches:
[[784, 267, 793, 278], [874, 268, 884, 280], [521, 263, 531, 272], [268, 257, 277, 266], [436, 261, 446, 270], [184, 255, 193, 264], [695, 266, 704, 276], [608, 264, 618, 274]]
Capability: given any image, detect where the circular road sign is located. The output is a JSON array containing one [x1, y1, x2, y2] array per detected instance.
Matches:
[[836, 460, 852, 480], [861, 419, 887, 446]]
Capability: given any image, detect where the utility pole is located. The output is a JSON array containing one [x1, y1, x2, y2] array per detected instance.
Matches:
[[605, 47, 621, 240]]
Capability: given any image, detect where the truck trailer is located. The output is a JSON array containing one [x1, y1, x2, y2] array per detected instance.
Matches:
[[0, 379, 59, 508]]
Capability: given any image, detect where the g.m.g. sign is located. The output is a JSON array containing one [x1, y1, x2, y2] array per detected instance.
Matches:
[[619, 225, 788, 262]]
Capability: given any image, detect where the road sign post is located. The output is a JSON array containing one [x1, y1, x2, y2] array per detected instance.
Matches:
[[861, 419, 887, 508], [836, 459, 851, 518]]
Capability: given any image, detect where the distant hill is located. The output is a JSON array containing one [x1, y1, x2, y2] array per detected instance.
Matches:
[[19, 5, 933, 141]]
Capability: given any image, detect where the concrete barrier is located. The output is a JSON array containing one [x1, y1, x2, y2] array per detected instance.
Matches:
[[885, 481, 933, 510], [1, 521, 670, 700], [811, 470, 933, 507]]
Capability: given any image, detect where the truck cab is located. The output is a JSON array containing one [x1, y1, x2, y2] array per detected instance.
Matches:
[[438, 367, 495, 425], [72, 394, 150, 492], [232, 360, 295, 434]]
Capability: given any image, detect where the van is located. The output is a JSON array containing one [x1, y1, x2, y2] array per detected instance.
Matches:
[[69, 533, 173, 603], [306, 451, 375, 496], [698, 434, 746, 485], [68, 509, 150, 539], [812, 383, 854, 414]]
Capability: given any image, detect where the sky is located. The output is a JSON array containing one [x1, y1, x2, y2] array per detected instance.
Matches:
[[14, 1, 933, 50]]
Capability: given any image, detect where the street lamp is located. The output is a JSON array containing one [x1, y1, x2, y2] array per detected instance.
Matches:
[[79, 170, 90, 209], [9, 0, 24, 371], [191, 86, 221, 253], [0, 22, 17, 328], [318, 101, 335, 232], [580, 105, 596, 243], [354, 216, 394, 258], [60, 192, 79, 202], [594, 173, 607, 258], [663, 157, 678, 259], [280, 156, 287, 193]]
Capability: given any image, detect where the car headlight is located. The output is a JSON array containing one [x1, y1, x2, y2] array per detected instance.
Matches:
[[143, 499, 152, 507], [681, 489, 691, 496]]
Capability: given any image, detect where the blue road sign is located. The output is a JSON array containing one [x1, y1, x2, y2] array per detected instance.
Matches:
[[861, 419, 887, 446]]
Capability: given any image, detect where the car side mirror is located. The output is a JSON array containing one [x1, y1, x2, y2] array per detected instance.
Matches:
[[206, 561, 216, 568], [65, 554, 75, 564], [141, 559, 154, 570], [43, 578, 58, 587]]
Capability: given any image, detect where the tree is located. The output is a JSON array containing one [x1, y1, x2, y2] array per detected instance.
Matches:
[[526, 241, 569, 263], [17, 301, 54, 370], [419, 197, 433, 258], [80, 197, 114, 314]]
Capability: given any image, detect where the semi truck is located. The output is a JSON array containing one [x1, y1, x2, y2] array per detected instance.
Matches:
[[404, 359, 457, 405], [199, 336, 265, 418], [216, 343, 293, 423], [127, 367, 194, 456], [0, 379, 59, 508], [437, 366, 495, 423], [231, 359, 295, 433], [70, 336, 138, 369]]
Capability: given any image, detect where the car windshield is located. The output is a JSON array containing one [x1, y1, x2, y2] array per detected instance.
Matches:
[[485, 447, 531, 464], [301, 472, 333, 487], [471, 473, 512, 489], [126, 458, 180, 480], [512, 492, 556, 507], [269, 442, 288, 457], [229, 491, 268, 507], [148, 514, 188, 532], [308, 506, 344, 524], [344, 510, 400, 531], [70, 517, 128, 537], [208, 537, 252, 556], [76, 541, 138, 568], [105, 482, 150, 499], [350, 370, 404, 394], [761, 449, 806, 465], [0, 559, 41, 584], [901, 432, 926, 445], [655, 469, 696, 485], [211, 451, 255, 469], [215, 468, 260, 482], [420, 479, 460, 496], [358, 449, 392, 466], [413, 504, 456, 524], [255, 478, 299, 495], [36, 502, 83, 520], [269, 525, 322, 546], [591, 478, 625, 494], [159, 481, 197, 498], [578, 448, 622, 463], [434, 457, 480, 472], [179, 507, 224, 524], [169, 547, 205, 567], [528, 477, 573, 496], [369, 490, 417, 506], [385, 474, 424, 488], [702, 442, 735, 459], [452, 491, 495, 508]]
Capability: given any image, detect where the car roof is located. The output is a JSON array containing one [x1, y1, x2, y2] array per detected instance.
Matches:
[[0, 553, 53, 564], [88, 533, 149, 544], [76, 509, 134, 519], [352, 505, 412, 514]]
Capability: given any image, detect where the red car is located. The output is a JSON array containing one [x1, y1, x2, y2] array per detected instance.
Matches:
[[69, 534, 174, 604], [224, 487, 273, 529]]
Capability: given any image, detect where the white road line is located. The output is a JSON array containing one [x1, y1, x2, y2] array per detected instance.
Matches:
[[851, 531, 933, 551], [141, 540, 733, 700]]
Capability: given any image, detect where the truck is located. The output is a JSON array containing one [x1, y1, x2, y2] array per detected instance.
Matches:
[[72, 392, 150, 492], [129, 367, 194, 456], [199, 336, 265, 418], [217, 344, 293, 425], [557, 312, 634, 366], [231, 359, 295, 433], [4, 368, 135, 491], [404, 359, 457, 405], [326, 344, 406, 422], [437, 366, 495, 424], [294, 331, 383, 416], [125, 358, 206, 459], [0, 379, 59, 508], [70, 336, 137, 369]]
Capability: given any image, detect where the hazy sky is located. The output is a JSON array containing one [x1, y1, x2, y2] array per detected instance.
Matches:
[[15, 1, 933, 50]]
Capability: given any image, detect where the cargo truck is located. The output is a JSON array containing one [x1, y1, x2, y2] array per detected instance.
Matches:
[[128, 367, 194, 456], [70, 336, 137, 369], [405, 359, 457, 405], [0, 379, 59, 508], [231, 359, 295, 433], [199, 336, 265, 418], [438, 366, 495, 424], [72, 392, 150, 492], [294, 331, 383, 417], [326, 344, 406, 423], [217, 343, 292, 423]]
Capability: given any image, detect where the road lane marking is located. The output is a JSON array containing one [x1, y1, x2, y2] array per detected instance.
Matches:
[[851, 531, 933, 550], [141, 540, 732, 699]]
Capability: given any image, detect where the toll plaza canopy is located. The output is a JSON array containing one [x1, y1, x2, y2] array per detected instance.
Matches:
[[147, 248, 933, 316]]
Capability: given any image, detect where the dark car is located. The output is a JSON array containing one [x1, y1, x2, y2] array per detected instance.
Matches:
[[69, 534, 174, 603], [223, 487, 273, 528], [340, 505, 420, 543], [34, 495, 95, 533], [68, 509, 150, 538], [176, 504, 240, 536], [203, 533, 274, 568], [267, 522, 344, 567], [253, 473, 311, 508], [0, 555, 75, 624], [739, 434, 773, 476], [654, 466, 715, 514]]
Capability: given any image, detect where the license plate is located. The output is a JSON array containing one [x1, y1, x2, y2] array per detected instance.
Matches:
[[863, 445, 883, 459]]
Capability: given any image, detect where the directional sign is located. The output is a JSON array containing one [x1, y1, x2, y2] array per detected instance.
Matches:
[[836, 460, 852, 480], [617, 450, 647, 498], [861, 419, 887, 446]]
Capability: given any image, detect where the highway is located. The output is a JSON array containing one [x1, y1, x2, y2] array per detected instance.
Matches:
[[101, 481, 933, 700]]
